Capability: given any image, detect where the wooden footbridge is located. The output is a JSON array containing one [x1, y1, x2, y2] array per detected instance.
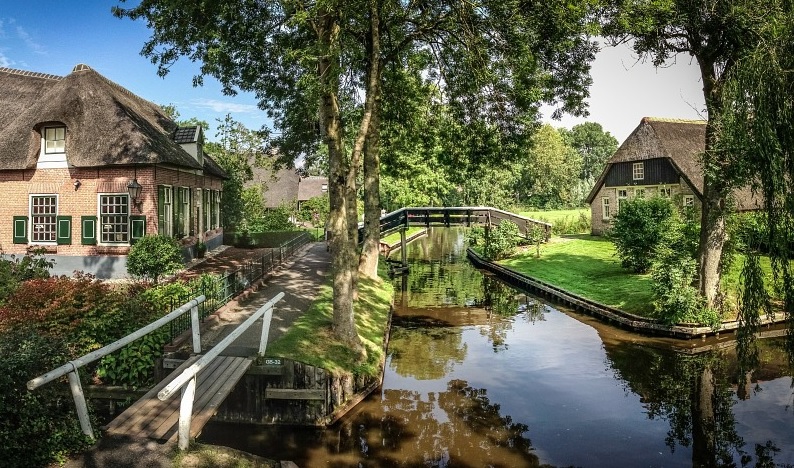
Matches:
[[366, 206, 552, 240], [28, 293, 284, 450]]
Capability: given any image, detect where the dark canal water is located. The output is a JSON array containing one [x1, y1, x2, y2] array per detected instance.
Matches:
[[200, 228, 794, 467]]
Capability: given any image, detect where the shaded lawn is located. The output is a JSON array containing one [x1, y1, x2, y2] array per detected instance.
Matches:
[[265, 276, 394, 376], [381, 227, 425, 245], [502, 235, 654, 315]]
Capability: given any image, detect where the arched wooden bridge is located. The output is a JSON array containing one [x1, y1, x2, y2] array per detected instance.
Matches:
[[363, 206, 552, 240]]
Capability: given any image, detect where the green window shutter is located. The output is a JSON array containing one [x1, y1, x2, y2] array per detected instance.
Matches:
[[157, 185, 165, 235], [56, 216, 72, 245], [130, 215, 146, 244], [81, 216, 97, 245], [13, 216, 28, 244]]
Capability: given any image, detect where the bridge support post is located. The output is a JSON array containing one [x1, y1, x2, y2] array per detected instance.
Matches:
[[67, 368, 94, 440], [400, 229, 408, 268], [178, 376, 197, 451]]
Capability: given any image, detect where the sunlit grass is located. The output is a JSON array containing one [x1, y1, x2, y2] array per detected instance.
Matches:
[[266, 275, 393, 376], [519, 208, 589, 224], [381, 227, 425, 245], [501, 235, 655, 315]]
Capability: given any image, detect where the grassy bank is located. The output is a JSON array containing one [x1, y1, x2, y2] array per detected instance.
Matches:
[[502, 235, 655, 315], [265, 275, 394, 376], [502, 235, 776, 318], [381, 227, 425, 245]]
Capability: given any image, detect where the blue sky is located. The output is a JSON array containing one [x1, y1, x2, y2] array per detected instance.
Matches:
[[1, 2, 704, 143]]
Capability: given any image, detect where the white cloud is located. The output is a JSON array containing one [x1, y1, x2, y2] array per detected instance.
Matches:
[[16, 25, 46, 55], [190, 98, 259, 114]]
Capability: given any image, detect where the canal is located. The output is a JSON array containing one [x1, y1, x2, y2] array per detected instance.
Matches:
[[200, 227, 794, 467]]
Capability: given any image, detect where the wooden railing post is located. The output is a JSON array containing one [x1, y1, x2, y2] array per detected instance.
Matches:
[[67, 368, 94, 439], [190, 303, 201, 354], [258, 305, 273, 356], [178, 376, 196, 451]]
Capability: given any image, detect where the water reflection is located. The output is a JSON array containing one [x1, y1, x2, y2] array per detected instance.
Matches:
[[200, 228, 794, 467]]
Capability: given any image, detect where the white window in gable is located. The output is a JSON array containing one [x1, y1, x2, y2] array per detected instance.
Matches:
[[31, 195, 57, 243], [44, 127, 66, 154], [632, 162, 644, 180]]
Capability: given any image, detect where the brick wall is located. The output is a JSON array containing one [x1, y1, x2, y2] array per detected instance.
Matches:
[[0, 165, 224, 275]]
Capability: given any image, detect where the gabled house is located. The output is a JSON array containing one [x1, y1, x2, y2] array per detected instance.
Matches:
[[586, 117, 759, 235], [0, 64, 226, 278]]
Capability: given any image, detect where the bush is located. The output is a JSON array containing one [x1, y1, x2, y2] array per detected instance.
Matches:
[[0, 250, 52, 305], [297, 194, 330, 226], [608, 197, 676, 273], [126, 235, 184, 283], [468, 220, 521, 260], [0, 328, 92, 467]]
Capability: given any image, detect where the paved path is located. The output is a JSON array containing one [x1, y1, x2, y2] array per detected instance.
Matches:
[[198, 241, 331, 356], [64, 242, 330, 468]]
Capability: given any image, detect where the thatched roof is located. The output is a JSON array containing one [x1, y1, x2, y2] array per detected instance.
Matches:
[[0, 64, 224, 177], [250, 166, 301, 208], [297, 176, 328, 201]]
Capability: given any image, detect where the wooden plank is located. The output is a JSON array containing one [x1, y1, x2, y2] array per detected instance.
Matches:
[[102, 355, 200, 434], [179, 357, 252, 442], [265, 388, 326, 400], [148, 356, 239, 441]]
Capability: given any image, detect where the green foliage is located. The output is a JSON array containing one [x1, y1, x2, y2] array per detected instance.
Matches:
[[468, 221, 521, 260], [560, 122, 619, 183], [608, 197, 676, 273], [96, 329, 169, 387], [251, 205, 297, 232], [650, 248, 711, 327], [0, 249, 52, 305], [127, 235, 184, 283], [523, 208, 591, 235], [297, 194, 329, 226], [0, 328, 91, 467]]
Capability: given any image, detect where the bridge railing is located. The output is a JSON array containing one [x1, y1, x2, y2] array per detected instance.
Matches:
[[366, 206, 552, 241], [27, 296, 208, 440], [157, 292, 285, 450]]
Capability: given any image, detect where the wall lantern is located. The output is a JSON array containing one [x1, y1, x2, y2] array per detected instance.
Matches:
[[73, 179, 81, 190], [127, 179, 142, 210]]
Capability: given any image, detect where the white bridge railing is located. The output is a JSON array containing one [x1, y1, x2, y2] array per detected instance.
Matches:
[[27, 296, 208, 439], [158, 292, 284, 450]]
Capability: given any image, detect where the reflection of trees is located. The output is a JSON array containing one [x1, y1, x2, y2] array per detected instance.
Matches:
[[322, 380, 542, 467], [388, 326, 467, 380], [606, 340, 793, 467]]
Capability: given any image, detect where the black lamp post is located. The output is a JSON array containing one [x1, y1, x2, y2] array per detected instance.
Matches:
[[127, 179, 142, 210]]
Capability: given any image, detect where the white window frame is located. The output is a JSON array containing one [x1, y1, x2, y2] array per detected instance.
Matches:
[[635, 188, 646, 198], [617, 189, 628, 212], [212, 190, 221, 229], [44, 126, 66, 154], [632, 162, 644, 181], [29, 194, 58, 244], [98, 193, 130, 245], [659, 187, 671, 198], [601, 197, 611, 221], [179, 187, 191, 236], [683, 195, 695, 208]]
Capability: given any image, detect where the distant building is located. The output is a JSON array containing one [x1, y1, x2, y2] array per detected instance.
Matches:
[[587, 117, 759, 235], [0, 64, 226, 278], [249, 166, 328, 209]]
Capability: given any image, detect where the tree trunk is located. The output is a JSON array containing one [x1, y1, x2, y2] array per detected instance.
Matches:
[[359, 98, 382, 278], [696, 57, 728, 309], [691, 364, 716, 468], [318, 13, 363, 351]]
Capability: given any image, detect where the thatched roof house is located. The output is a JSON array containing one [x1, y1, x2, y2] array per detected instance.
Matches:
[[0, 64, 226, 278], [249, 166, 328, 209], [587, 117, 759, 235]]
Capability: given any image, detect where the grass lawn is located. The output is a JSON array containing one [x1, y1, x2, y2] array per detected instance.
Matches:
[[265, 275, 394, 376], [519, 208, 589, 224], [381, 227, 425, 245], [502, 235, 655, 315], [502, 235, 779, 319]]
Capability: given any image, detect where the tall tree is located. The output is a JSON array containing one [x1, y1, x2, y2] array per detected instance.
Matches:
[[603, 0, 776, 309], [514, 124, 582, 209], [560, 121, 618, 184]]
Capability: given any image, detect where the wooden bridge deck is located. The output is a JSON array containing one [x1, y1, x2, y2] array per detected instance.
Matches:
[[102, 355, 252, 443]]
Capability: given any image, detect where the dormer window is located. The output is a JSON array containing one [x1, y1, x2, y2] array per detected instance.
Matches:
[[45, 127, 66, 154]]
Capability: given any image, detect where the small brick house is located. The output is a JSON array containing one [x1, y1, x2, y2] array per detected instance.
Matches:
[[587, 117, 759, 235], [0, 64, 226, 278]]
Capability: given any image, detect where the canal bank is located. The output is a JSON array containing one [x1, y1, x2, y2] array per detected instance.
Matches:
[[198, 227, 794, 467]]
